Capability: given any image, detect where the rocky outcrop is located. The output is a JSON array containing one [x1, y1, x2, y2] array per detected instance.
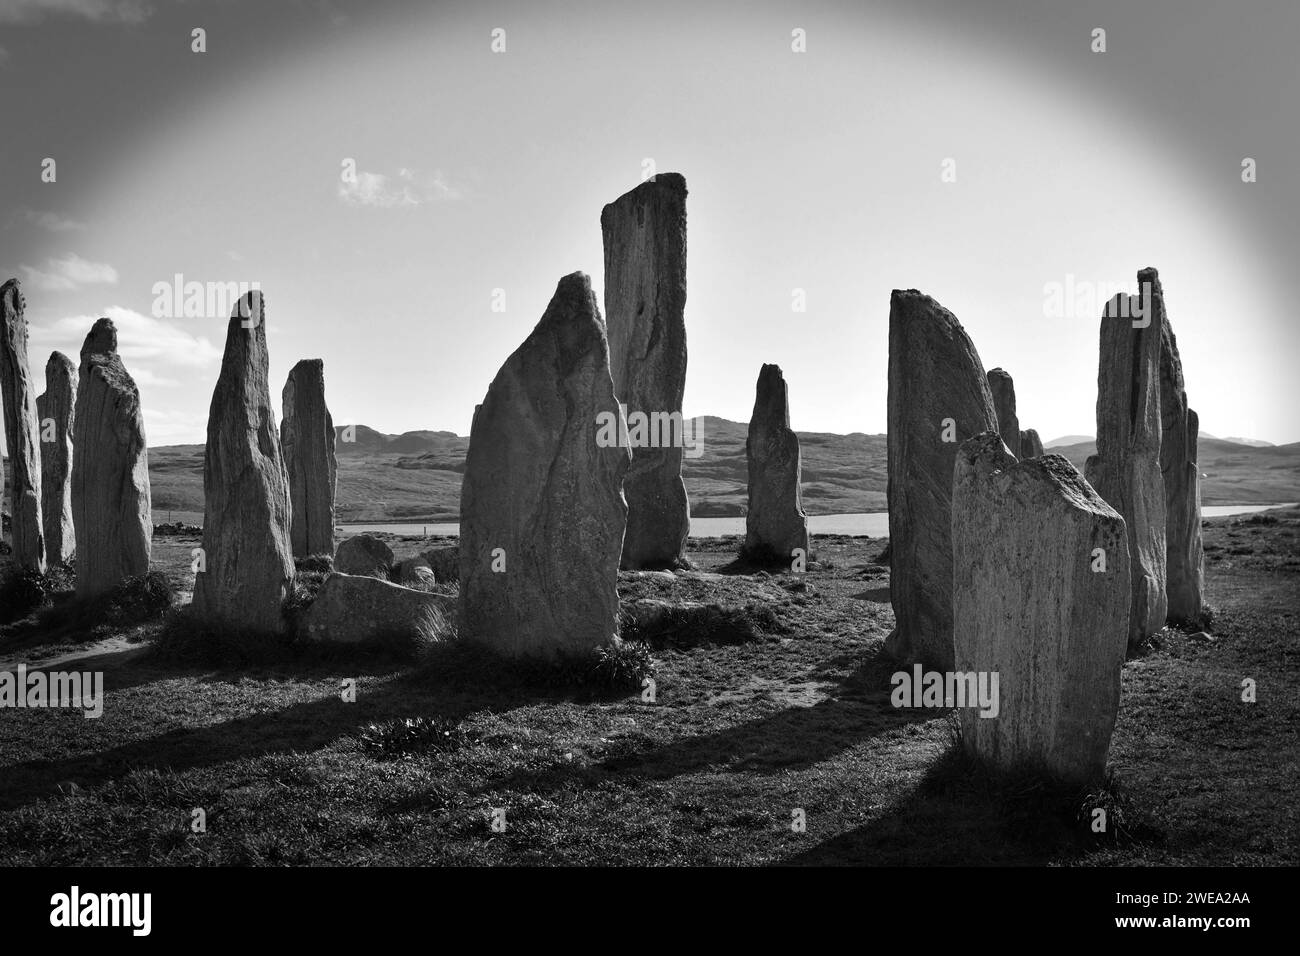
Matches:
[[601, 173, 690, 569], [1019, 428, 1045, 459], [0, 279, 45, 571], [953, 434, 1130, 784], [885, 289, 1000, 670], [304, 571, 454, 644], [281, 359, 337, 558], [459, 272, 630, 658], [37, 351, 76, 566], [191, 293, 294, 633], [334, 534, 394, 577], [72, 319, 151, 597], [744, 364, 808, 564], [1159, 320, 1204, 624], [986, 368, 1021, 458], [1084, 268, 1168, 644]]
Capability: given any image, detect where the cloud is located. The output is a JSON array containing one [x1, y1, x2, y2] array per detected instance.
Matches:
[[18, 253, 118, 292], [0, 0, 152, 24], [337, 167, 463, 208], [25, 209, 88, 232], [0, 46, 10, 67], [30, 305, 222, 388]]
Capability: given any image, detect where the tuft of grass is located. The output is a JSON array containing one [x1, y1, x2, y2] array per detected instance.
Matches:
[[620, 600, 784, 648], [359, 716, 467, 759], [0, 567, 49, 623], [282, 569, 329, 637], [294, 553, 334, 574], [590, 640, 656, 690]]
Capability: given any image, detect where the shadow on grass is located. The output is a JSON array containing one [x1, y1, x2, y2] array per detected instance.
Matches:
[[783, 737, 1165, 866]]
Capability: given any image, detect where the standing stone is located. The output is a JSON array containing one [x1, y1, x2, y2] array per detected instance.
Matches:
[[744, 364, 809, 564], [886, 290, 999, 670], [953, 434, 1131, 785], [281, 359, 337, 558], [1019, 428, 1045, 459], [0, 279, 45, 572], [72, 318, 151, 597], [1159, 319, 1204, 623], [37, 351, 77, 566], [1085, 268, 1167, 644], [191, 293, 294, 632], [460, 272, 630, 658], [601, 173, 689, 569], [986, 368, 1022, 458]]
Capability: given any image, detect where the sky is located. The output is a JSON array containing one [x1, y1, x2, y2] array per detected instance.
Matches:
[[1, 0, 1297, 448]]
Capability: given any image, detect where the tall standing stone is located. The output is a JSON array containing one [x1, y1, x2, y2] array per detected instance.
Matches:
[[744, 364, 809, 563], [1085, 267, 1167, 644], [886, 289, 1000, 670], [0, 279, 45, 572], [986, 368, 1022, 458], [281, 359, 337, 558], [460, 272, 630, 658], [601, 173, 689, 569], [1019, 428, 1044, 459], [37, 351, 77, 566], [953, 434, 1131, 785], [1159, 319, 1204, 623], [72, 319, 151, 597], [191, 293, 294, 632]]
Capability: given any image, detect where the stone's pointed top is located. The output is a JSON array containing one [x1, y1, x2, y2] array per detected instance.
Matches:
[[290, 357, 325, 375], [81, 317, 118, 357], [987, 367, 1011, 381], [888, 288, 964, 327], [2, 276, 22, 307], [232, 290, 264, 328], [1138, 265, 1161, 284], [554, 270, 593, 298], [758, 362, 785, 383], [47, 350, 75, 372], [600, 174, 688, 223]]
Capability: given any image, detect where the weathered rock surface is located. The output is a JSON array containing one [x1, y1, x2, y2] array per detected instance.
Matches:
[[986, 368, 1022, 458], [885, 289, 999, 670], [744, 364, 809, 563], [304, 571, 454, 644], [1084, 268, 1168, 644], [460, 272, 630, 658], [0, 279, 45, 571], [418, 545, 459, 582], [1019, 428, 1045, 459], [1159, 320, 1204, 624], [334, 534, 394, 577], [37, 351, 77, 566], [72, 319, 151, 597], [953, 434, 1131, 785], [281, 359, 337, 558], [601, 173, 689, 569], [191, 293, 294, 632]]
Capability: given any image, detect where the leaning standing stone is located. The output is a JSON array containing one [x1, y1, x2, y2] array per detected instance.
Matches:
[[459, 272, 630, 658], [191, 293, 294, 633], [953, 434, 1130, 785], [1085, 267, 1167, 644], [37, 351, 77, 566], [986, 367, 1022, 458], [1159, 319, 1204, 624], [744, 364, 809, 564], [885, 289, 1000, 670], [601, 173, 690, 569], [72, 318, 151, 597], [281, 359, 337, 558], [0, 279, 46, 571]]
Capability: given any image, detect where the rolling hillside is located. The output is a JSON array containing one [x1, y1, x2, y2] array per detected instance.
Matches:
[[132, 419, 1300, 524]]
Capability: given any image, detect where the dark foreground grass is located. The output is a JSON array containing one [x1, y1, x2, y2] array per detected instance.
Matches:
[[0, 518, 1295, 866]]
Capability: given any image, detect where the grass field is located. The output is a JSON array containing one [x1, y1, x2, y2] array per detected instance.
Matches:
[[0, 510, 1295, 865]]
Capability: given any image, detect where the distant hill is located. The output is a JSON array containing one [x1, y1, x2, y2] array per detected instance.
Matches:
[[1222, 436, 1275, 448], [135, 421, 1300, 523], [1045, 434, 1093, 448]]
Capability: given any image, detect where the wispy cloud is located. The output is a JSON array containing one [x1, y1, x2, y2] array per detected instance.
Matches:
[[338, 167, 464, 208], [0, 0, 152, 24], [30, 306, 222, 391], [25, 209, 88, 232], [17, 253, 118, 292]]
